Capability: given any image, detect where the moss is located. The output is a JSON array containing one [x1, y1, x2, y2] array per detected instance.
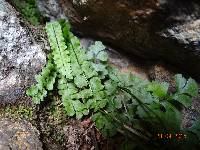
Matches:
[[0, 105, 35, 121], [37, 94, 68, 148], [0, 95, 68, 148], [0, 94, 69, 148]]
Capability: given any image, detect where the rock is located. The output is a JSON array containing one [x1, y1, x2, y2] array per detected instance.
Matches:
[[182, 94, 200, 128], [148, 63, 176, 92], [63, 121, 85, 150], [148, 64, 175, 83], [37, 0, 67, 20], [0, 117, 43, 150], [37, 0, 200, 79], [0, 0, 48, 106]]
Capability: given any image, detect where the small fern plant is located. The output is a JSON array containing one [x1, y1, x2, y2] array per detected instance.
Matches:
[[27, 20, 200, 149]]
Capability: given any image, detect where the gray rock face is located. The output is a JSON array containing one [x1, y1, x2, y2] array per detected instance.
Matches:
[[37, 0, 200, 79], [37, 0, 67, 20], [0, 0, 47, 106], [0, 118, 43, 150]]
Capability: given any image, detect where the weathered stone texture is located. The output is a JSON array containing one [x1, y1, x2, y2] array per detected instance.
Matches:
[[0, 118, 43, 150], [0, 0, 47, 106]]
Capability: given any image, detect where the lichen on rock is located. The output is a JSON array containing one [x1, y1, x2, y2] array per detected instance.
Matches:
[[0, 117, 43, 150], [0, 0, 47, 106]]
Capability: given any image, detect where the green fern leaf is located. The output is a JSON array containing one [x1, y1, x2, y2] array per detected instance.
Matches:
[[89, 77, 104, 93], [81, 61, 98, 78], [62, 99, 75, 117], [74, 75, 88, 88], [46, 22, 73, 79], [104, 80, 118, 96], [78, 89, 93, 100], [26, 53, 56, 104], [87, 41, 107, 61], [92, 112, 117, 137], [147, 81, 169, 99], [173, 74, 198, 107]]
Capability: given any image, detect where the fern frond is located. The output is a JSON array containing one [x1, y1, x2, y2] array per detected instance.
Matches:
[[46, 22, 73, 80], [59, 21, 108, 114], [26, 54, 56, 104]]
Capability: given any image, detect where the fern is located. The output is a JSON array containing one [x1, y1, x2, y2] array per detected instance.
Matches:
[[88, 41, 108, 79], [46, 21, 107, 119], [26, 53, 56, 104], [172, 74, 198, 107], [27, 20, 200, 149], [45, 22, 73, 80]]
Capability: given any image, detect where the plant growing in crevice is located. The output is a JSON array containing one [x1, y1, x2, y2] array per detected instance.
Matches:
[[27, 20, 200, 149], [10, 0, 42, 25]]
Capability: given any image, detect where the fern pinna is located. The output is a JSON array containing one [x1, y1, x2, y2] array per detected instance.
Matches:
[[27, 20, 200, 149]]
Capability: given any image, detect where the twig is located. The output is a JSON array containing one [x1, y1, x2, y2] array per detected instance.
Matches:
[[83, 123, 95, 136], [91, 127, 99, 150]]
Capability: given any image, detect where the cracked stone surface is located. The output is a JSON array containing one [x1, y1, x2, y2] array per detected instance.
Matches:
[[0, 117, 43, 150], [0, 0, 47, 106]]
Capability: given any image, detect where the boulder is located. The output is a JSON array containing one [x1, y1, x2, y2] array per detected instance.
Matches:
[[37, 0, 200, 79], [0, 0, 48, 106], [0, 117, 43, 150]]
